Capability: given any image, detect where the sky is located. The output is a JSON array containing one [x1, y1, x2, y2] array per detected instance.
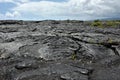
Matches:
[[0, 0, 120, 20]]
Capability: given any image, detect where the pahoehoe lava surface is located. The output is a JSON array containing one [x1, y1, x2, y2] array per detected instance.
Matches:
[[0, 20, 120, 80]]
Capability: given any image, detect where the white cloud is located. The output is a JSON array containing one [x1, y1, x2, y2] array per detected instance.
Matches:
[[0, 13, 4, 18], [17, 0, 29, 3], [0, 0, 29, 5], [12, 0, 120, 20], [0, 11, 21, 20], [1, 0, 120, 20], [5, 11, 21, 17]]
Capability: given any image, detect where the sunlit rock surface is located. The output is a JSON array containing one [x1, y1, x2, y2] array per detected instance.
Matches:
[[0, 20, 120, 80]]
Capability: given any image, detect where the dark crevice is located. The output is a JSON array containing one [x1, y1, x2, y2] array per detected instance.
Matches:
[[68, 36, 120, 56], [68, 36, 92, 44], [112, 47, 120, 56], [68, 36, 119, 46], [74, 41, 82, 55], [88, 68, 94, 80], [104, 44, 120, 56], [70, 64, 93, 80]]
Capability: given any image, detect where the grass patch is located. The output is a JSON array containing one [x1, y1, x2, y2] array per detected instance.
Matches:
[[71, 53, 77, 60], [91, 20, 120, 28], [91, 20, 103, 28]]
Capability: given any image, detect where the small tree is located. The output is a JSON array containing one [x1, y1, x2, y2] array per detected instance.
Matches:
[[91, 20, 102, 27]]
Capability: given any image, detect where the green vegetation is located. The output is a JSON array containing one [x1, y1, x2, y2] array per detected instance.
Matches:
[[91, 20, 102, 27], [106, 21, 115, 26], [71, 53, 77, 60], [91, 20, 120, 28], [107, 38, 113, 44]]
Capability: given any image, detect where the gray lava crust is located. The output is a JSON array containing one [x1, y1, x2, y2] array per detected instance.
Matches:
[[0, 20, 120, 80]]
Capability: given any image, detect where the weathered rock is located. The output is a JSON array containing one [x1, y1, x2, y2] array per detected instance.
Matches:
[[91, 66, 120, 80], [114, 45, 120, 55], [15, 60, 39, 70], [18, 36, 79, 60], [0, 20, 120, 80], [16, 61, 88, 80]]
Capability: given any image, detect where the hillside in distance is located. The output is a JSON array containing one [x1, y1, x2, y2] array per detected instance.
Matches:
[[0, 20, 120, 80]]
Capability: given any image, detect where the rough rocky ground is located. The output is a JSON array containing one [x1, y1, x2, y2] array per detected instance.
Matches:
[[0, 20, 120, 80]]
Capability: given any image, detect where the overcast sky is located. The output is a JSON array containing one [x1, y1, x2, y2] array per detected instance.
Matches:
[[0, 0, 120, 20]]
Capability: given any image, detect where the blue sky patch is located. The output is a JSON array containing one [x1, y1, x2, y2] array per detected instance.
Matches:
[[0, 2, 16, 14]]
